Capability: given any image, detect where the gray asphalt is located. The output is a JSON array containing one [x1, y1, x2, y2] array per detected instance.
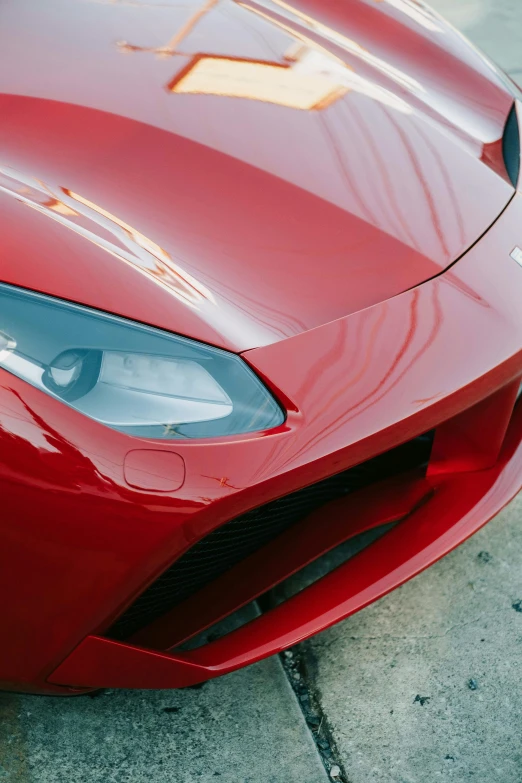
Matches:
[[2, 2, 522, 782]]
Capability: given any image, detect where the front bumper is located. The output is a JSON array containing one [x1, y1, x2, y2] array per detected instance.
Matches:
[[3, 191, 522, 695]]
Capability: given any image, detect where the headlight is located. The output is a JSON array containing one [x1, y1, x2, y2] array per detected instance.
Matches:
[[0, 284, 284, 438], [503, 102, 520, 187]]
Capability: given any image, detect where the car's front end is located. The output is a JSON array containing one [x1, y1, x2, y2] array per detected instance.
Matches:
[[2, 0, 522, 695]]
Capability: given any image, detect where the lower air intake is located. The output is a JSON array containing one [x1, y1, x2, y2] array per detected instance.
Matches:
[[108, 433, 433, 640]]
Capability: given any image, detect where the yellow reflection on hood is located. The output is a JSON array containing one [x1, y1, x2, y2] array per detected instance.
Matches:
[[169, 55, 348, 110]]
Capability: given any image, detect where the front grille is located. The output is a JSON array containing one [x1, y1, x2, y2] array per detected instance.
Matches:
[[108, 433, 433, 640]]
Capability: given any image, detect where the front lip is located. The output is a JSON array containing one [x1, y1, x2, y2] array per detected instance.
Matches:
[[3, 187, 522, 694]]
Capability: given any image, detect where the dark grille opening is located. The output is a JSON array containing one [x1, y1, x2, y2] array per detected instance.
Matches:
[[108, 433, 434, 641]]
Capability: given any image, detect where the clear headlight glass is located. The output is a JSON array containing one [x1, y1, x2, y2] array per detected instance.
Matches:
[[0, 284, 284, 438]]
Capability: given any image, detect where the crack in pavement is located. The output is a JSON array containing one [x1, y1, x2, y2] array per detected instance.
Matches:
[[279, 645, 349, 783]]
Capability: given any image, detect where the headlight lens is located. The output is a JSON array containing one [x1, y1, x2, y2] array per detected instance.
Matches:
[[0, 284, 284, 438]]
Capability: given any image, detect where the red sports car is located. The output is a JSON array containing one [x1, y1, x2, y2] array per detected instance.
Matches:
[[1, 0, 522, 696]]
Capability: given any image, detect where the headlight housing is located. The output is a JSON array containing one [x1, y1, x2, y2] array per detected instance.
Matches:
[[0, 284, 284, 439]]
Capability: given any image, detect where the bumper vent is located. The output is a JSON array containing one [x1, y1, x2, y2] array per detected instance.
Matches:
[[108, 433, 433, 641]]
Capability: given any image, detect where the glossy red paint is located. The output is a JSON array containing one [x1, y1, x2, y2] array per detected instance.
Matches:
[[0, 0, 516, 351], [1, 1, 522, 695], [1, 185, 522, 694]]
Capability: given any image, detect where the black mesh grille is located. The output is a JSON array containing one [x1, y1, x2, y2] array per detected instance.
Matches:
[[108, 434, 433, 640]]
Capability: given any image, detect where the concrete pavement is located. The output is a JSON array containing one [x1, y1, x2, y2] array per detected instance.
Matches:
[[0, 655, 328, 783]]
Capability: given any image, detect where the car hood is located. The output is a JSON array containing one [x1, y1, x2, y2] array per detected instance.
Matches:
[[0, 0, 516, 351]]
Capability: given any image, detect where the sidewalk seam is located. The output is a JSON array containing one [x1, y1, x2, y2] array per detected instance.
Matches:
[[279, 644, 350, 783]]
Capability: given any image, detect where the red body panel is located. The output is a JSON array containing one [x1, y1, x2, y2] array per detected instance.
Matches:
[[0, 1, 522, 695]]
